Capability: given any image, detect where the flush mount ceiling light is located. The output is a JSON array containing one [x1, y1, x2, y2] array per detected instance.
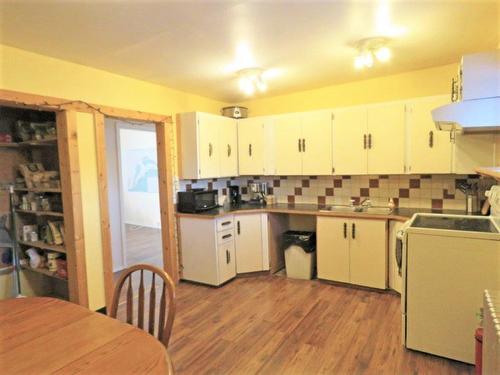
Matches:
[[354, 37, 392, 70], [237, 67, 267, 96]]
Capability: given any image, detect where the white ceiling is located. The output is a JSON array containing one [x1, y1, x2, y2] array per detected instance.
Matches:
[[0, 1, 498, 102]]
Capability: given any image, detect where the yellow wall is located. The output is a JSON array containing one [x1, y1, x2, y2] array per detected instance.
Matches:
[[237, 64, 458, 116]]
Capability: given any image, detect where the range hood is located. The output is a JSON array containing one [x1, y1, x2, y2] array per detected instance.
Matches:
[[432, 51, 500, 133]]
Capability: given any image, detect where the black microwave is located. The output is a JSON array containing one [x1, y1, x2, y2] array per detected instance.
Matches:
[[177, 189, 218, 213]]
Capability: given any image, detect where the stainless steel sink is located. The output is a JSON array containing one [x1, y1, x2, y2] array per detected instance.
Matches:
[[361, 207, 393, 214], [319, 205, 356, 213], [319, 205, 392, 214]]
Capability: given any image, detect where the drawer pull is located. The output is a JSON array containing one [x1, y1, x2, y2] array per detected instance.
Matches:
[[222, 234, 232, 240], [221, 221, 231, 226]]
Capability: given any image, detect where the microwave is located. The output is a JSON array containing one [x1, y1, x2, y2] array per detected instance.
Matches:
[[177, 189, 218, 213]]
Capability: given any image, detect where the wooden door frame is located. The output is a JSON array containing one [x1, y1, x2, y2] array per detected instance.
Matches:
[[0, 89, 178, 311]]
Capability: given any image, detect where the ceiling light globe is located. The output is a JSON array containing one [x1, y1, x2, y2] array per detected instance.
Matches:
[[363, 52, 374, 68], [354, 55, 365, 69], [375, 47, 391, 62]]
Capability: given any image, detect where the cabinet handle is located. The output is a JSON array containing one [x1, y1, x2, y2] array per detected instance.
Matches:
[[248, 143, 252, 156], [298, 138, 302, 152], [226, 249, 230, 264], [451, 77, 459, 102], [363, 134, 367, 149], [221, 221, 231, 226], [351, 223, 356, 239], [429, 131, 434, 148], [208, 143, 213, 157], [227, 144, 231, 157], [368, 134, 372, 149], [302, 138, 306, 152], [343, 222, 347, 239], [237, 221, 241, 235], [222, 234, 232, 240]]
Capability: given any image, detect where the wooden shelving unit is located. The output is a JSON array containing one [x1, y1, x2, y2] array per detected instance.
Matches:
[[21, 265, 67, 281], [0, 142, 20, 149], [15, 209, 64, 217], [14, 187, 62, 193], [17, 240, 66, 254]]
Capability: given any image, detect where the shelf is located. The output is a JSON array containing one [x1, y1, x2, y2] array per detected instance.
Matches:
[[18, 138, 57, 147], [15, 209, 64, 218], [14, 187, 61, 193], [21, 265, 67, 281], [0, 142, 19, 149], [18, 240, 66, 254]]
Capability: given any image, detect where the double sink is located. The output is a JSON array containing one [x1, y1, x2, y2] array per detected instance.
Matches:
[[319, 205, 393, 215]]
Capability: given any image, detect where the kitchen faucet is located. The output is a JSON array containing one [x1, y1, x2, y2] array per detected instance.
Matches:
[[359, 198, 372, 207]]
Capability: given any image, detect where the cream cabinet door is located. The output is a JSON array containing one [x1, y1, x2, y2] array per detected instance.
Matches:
[[301, 111, 333, 175], [453, 133, 496, 174], [332, 107, 368, 175], [317, 216, 350, 283], [367, 103, 406, 174], [234, 214, 263, 273], [217, 240, 236, 284], [407, 96, 452, 174], [349, 219, 387, 289], [197, 113, 220, 178], [273, 114, 302, 175], [238, 117, 265, 175], [218, 116, 238, 177]]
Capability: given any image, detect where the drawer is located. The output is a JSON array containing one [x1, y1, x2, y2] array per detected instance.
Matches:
[[216, 216, 234, 232], [217, 229, 234, 244]]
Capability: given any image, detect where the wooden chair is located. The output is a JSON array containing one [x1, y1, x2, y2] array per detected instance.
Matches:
[[110, 264, 176, 348]]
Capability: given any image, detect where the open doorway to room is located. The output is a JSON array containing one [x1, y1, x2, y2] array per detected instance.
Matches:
[[104, 118, 162, 281]]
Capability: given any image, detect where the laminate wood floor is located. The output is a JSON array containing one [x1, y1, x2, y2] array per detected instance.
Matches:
[[167, 275, 473, 375]]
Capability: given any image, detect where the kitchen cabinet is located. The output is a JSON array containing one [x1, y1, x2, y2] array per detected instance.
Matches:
[[237, 116, 274, 175], [332, 107, 368, 175], [272, 111, 332, 175], [178, 216, 236, 286], [407, 96, 453, 174], [453, 132, 496, 174], [234, 213, 269, 273], [367, 102, 406, 174], [317, 216, 387, 289], [177, 112, 237, 179]]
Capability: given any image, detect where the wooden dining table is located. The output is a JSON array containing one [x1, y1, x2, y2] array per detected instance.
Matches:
[[0, 297, 173, 374]]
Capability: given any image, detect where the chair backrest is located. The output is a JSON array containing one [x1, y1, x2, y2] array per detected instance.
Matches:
[[110, 264, 176, 348]]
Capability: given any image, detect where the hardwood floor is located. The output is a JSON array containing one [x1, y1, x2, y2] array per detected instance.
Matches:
[[164, 274, 474, 375]]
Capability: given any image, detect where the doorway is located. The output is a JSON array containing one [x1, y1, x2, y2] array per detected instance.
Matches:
[[104, 119, 163, 280]]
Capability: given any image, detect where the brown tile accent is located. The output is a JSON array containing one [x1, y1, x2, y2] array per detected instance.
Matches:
[[379, 175, 389, 179], [222, 188, 227, 195], [443, 189, 455, 199], [432, 199, 443, 209], [287, 195, 295, 203], [268, 187, 274, 195], [341, 175, 351, 179], [230, 177, 236, 180], [318, 196, 326, 205], [186, 184, 192, 191], [294, 187, 302, 195], [253, 176, 260, 180], [207, 182, 213, 190], [302, 180, 310, 188], [241, 187, 248, 194], [399, 188, 410, 198], [310, 176, 318, 180], [191, 179, 198, 183], [360, 188, 370, 197], [351, 197, 360, 205], [333, 179, 342, 188], [393, 198, 399, 207], [212, 178, 218, 182], [273, 179, 281, 187], [325, 188, 334, 196], [420, 175, 432, 179], [369, 179, 379, 188], [280, 176, 287, 180], [409, 179, 420, 189]]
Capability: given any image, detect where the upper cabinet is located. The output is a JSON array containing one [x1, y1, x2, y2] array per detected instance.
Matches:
[[366, 102, 406, 175], [407, 96, 452, 174], [237, 116, 274, 176], [272, 111, 332, 175], [177, 112, 237, 179]]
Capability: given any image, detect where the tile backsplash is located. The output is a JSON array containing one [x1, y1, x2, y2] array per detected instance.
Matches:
[[176, 174, 496, 210]]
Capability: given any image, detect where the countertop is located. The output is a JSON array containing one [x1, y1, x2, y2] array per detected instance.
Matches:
[[175, 203, 469, 223]]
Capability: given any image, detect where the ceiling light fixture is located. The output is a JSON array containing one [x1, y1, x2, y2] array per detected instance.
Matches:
[[353, 37, 392, 70], [237, 67, 267, 96]]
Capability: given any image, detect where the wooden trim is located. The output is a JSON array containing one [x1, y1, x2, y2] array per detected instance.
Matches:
[[156, 121, 179, 282], [56, 110, 89, 307], [94, 113, 114, 310], [0, 89, 173, 124]]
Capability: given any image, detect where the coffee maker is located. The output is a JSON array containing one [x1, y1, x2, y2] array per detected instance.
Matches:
[[248, 182, 267, 205], [228, 185, 241, 206]]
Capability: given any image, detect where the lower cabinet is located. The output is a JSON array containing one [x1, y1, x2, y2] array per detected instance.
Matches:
[[179, 213, 269, 286], [317, 216, 387, 289]]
